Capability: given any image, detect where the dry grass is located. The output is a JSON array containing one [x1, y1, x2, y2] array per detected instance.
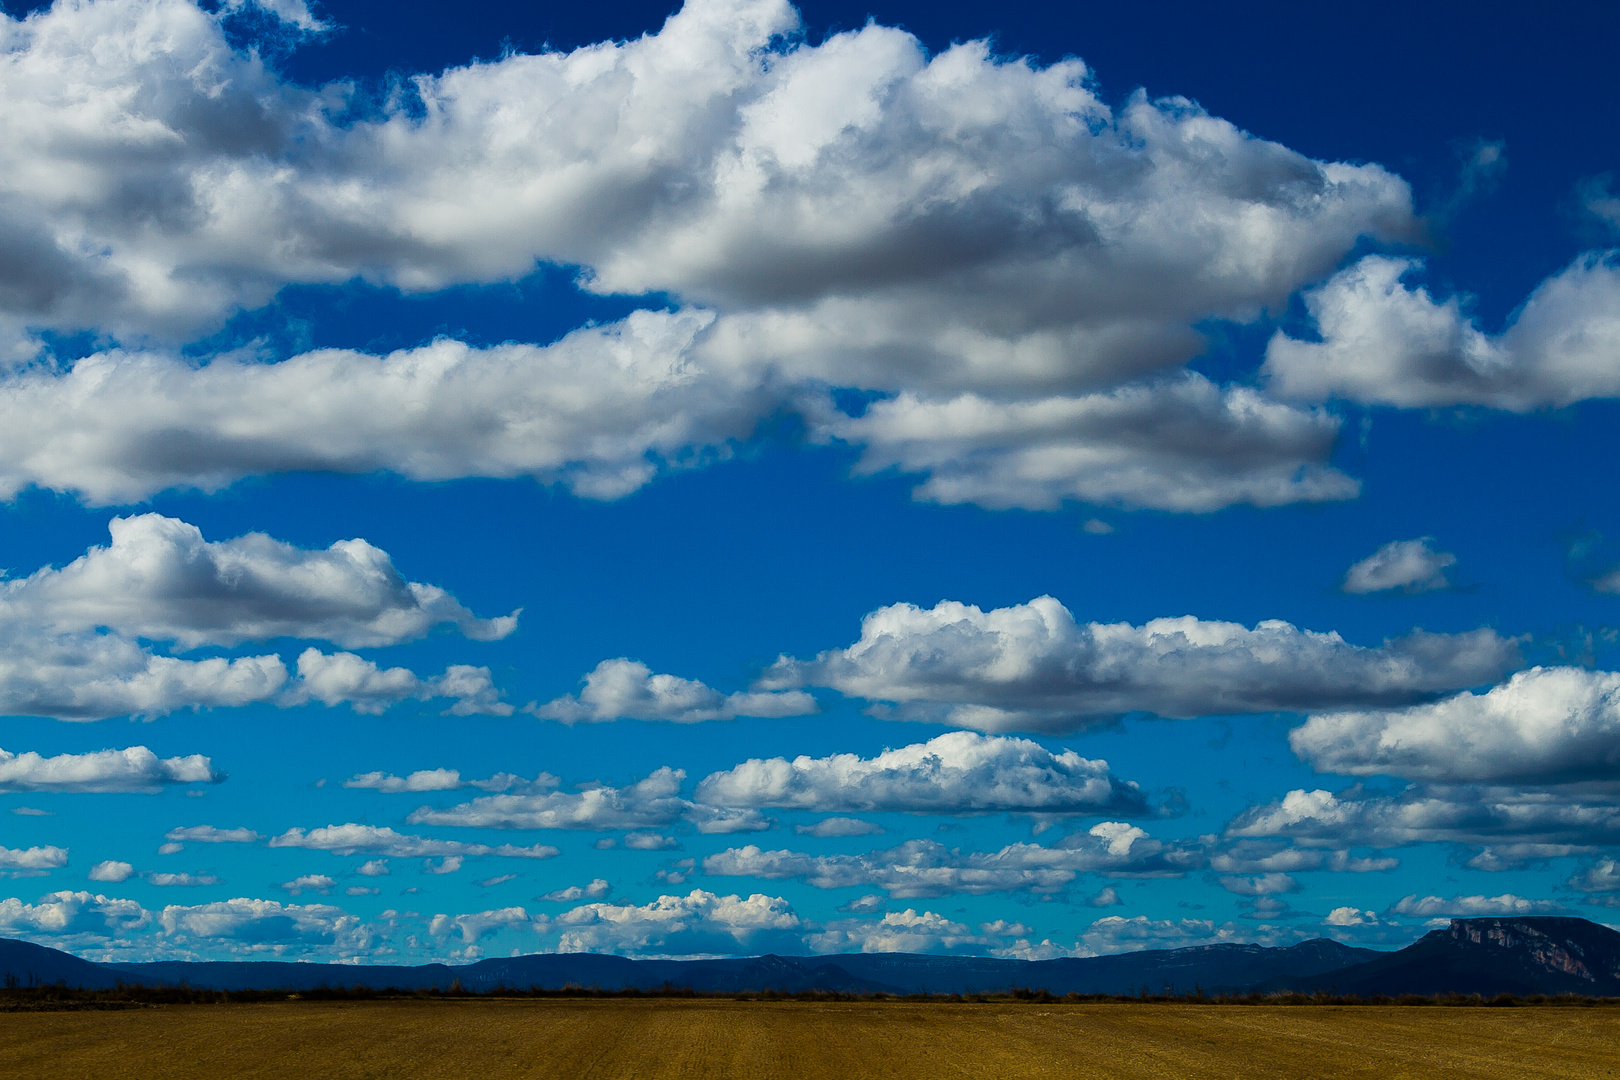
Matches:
[[1, 998, 1617, 1079]]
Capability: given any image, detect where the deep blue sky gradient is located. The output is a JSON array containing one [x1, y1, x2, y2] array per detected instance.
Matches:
[[0, 0, 1616, 960]]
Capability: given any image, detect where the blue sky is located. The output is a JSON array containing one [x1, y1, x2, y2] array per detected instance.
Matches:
[[0, 0, 1618, 963]]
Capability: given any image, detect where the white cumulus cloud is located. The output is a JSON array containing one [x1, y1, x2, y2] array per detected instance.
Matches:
[[1387, 893, 1571, 918], [0, 514, 516, 648], [1226, 785, 1620, 867], [429, 906, 532, 945], [0, 845, 69, 871], [530, 658, 814, 723], [278, 874, 334, 896], [284, 649, 511, 717], [553, 889, 801, 957], [1291, 667, 1620, 784], [0, 0, 1418, 514], [0, 516, 516, 722], [1265, 253, 1620, 410], [267, 824, 558, 861], [1341, 537, 1457, 594], [703, 823, 1193, 898], [540, 879, 612, 903], [87, 861, 135, 883], [0, 890, 148, 937], [695, 731, 1146, 813], [408, 768, 770, 834], [764, 595, 1517, 731], [0, 745, 217, 792]]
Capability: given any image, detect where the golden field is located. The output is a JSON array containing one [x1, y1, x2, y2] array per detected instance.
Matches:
[[1, 998, 1616, 1080]]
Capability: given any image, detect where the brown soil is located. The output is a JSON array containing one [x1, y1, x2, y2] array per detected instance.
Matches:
[[1, 998, 1615, 1079]]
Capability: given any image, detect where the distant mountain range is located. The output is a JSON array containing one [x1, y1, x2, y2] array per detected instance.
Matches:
[[5, 917, 1618, 998]]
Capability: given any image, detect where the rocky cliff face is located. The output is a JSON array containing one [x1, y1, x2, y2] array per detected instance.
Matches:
[[1443, 917, 1620, 987], [1277, 917, 1620, 997]]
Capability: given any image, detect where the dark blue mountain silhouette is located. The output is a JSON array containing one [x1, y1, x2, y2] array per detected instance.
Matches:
[[6, 918, 1618, 997]]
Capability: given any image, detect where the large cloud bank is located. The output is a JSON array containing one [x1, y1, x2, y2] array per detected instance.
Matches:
[[0, 0, 1422, 511]]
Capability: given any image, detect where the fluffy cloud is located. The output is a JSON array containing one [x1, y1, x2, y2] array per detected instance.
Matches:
[[764, 596, 1517, 731], [429, 906, 532, 944], [1217, 873, 1299, 897], [278, 874, 334, 896], [806, 908, 983, 954], [0, 745, 217, 792], [1341, 538, 1456, 595], [823, 376, 1357, 513], [703, 823, 1193, 898], [1568, 859, 1620, 901], [156, 898, 368, 953], [0, 845, 68, 872], [540, 879, 612, 903], [87, 861, 135, 883], [0, 630, 287, 722], [344, 769, 466, 793], [1207, 840, 1397, 876], [0, 315, 767, 506], [553, 889, 801, 956], [530, 658, 815, 723], [695, 731, 1146, 814], [1291, 667, 1620, 784], [0, 890, 148, 937], [220, 0, 329, 33], [1080, 916, 1259, 955], [147, 872, 220, 887], [1227, 785, 1620, 866], [0, 514, 515, 648], [1265, 253, 1620, 410], [0, 637, 502, 722], [0, 0, 1417, 513], [0, 0, 1413, 345], [285, 650, 511, 716], [1387, 893, 1571, 918], [408, 768, 769, 834], [0, 516, 514, 721], [267, 824, 559, 861]]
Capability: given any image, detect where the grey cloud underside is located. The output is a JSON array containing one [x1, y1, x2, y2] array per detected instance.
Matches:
[[0, 0, 1419, 512], [764, 595, 1519, 732]]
